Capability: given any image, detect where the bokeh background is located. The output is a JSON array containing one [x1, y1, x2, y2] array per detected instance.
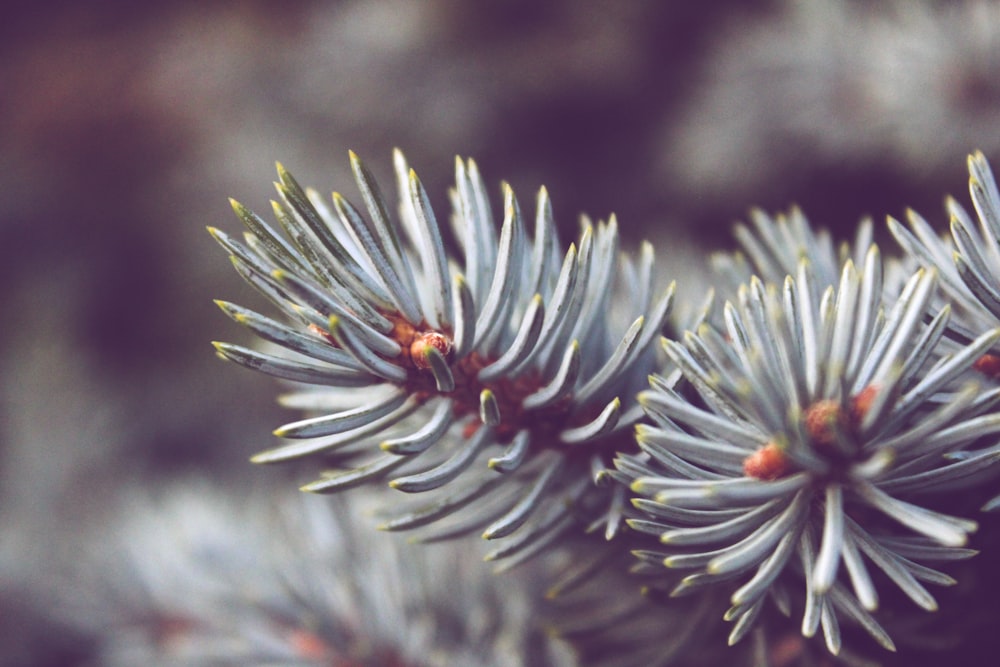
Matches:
[[4, 0, 1000, 664]]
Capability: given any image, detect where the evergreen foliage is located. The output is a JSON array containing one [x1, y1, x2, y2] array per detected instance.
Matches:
[[206, 150, 1000, 665]]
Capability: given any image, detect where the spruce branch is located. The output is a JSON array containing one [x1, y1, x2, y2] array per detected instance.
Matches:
[[617, 237, 1000, 655], [211, 150, 674, 559], [205, 148, 1000, 664]]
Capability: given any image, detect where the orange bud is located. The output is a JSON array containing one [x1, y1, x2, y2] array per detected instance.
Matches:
[[743, 442, 791, 480], [974, 353, 1000, 379], [410, 331, 453, 369], [804, 399, 843, 448]]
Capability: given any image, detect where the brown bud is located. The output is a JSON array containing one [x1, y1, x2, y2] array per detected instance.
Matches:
[[974, 353, 1000, 379], [743, 442, 791, 481], [804, 399, 844, 449], [410, 331, 453, 369]]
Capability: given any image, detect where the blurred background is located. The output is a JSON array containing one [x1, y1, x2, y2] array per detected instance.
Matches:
[[4, 0, 1000, 663]]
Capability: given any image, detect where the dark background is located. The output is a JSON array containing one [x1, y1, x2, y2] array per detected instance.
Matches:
[[3, 1, 1000, 664]]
